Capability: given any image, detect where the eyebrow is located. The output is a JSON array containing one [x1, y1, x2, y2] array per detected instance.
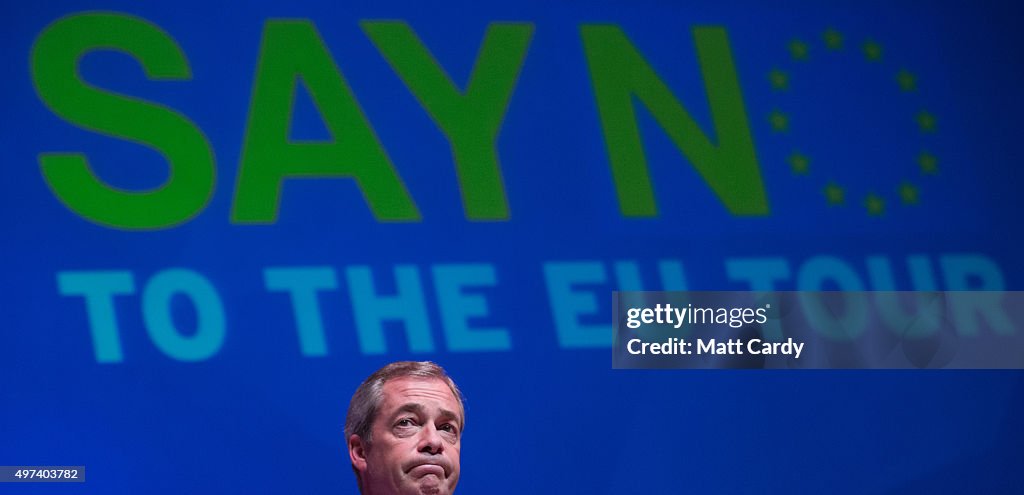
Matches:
[[393, 403, 462, 426], [394, 403, 425, 417]]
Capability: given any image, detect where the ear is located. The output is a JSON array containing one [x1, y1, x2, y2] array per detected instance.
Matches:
[[348, 434, 369, 473]]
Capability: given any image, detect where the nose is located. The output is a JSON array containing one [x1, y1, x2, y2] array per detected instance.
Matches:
[[418, 424, 445, 455]]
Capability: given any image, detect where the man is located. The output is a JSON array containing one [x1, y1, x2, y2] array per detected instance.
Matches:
[[346, 361, 464, 495]]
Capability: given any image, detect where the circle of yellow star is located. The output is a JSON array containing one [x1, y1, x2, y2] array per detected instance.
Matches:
[[771, 30, 939, 215]]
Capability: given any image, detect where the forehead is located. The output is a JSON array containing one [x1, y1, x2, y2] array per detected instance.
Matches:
[[378, 377, 461, 416]]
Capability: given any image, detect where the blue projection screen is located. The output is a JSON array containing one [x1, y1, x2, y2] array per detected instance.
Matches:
[[3, 0, 1023, 493]]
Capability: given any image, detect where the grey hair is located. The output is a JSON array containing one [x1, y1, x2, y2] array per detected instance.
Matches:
[[345, 361, 465, 446]]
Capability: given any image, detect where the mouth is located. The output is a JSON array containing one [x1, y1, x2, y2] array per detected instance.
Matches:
[[407, 462, 448, 479]]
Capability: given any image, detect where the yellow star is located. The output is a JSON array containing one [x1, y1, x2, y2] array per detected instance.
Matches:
[[769, 110, 789, 132], [899, 182, 919, 205], [863, 39, 883, 61], [823, 28, 843, 50], [789, 39, 809, 61], [896, 69, 917, 91], [769, 68, 789, 90], [864, 193, 885, 216], [918, 151, 939, 174], [824, 182, 844, 205], [916, 110, 937, 133], [788, 151, 810, 175]]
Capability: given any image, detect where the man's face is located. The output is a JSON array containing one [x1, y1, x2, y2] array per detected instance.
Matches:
[[351, 377, 462, 495]]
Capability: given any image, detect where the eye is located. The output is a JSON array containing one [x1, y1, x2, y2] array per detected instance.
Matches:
[[396, 418, 417, 428], [439, 423, 459, 435]]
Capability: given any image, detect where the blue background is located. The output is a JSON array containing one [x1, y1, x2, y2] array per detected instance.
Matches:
[[3, 0, 1023, 493]]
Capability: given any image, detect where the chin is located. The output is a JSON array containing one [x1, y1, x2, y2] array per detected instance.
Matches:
[[413, 479, 451, 495]]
